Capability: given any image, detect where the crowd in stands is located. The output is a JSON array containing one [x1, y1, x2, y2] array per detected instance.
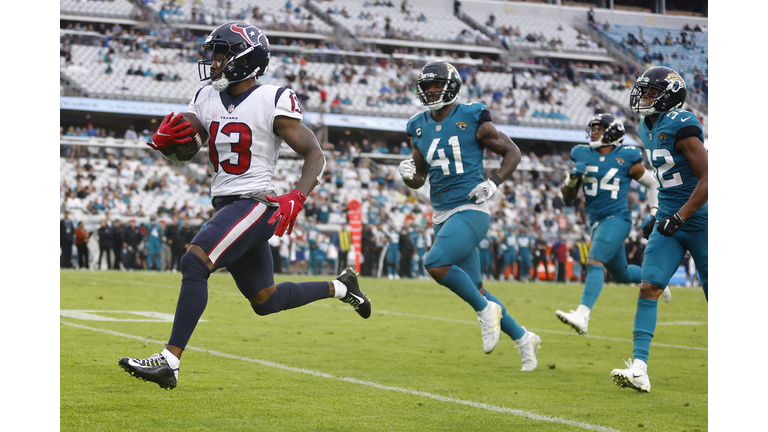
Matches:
[[60, 2, 701, 279], [60, 140, 657, 282], [590, 19, 708, 100]]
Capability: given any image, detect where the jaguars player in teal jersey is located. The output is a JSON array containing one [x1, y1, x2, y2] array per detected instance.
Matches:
[[398, 61, 541, 371], [611, 66, 708, 393], [555, 113, 661, 336]]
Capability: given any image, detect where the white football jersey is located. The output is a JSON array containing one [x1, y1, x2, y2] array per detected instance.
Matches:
[[187, 84, 303, 196]]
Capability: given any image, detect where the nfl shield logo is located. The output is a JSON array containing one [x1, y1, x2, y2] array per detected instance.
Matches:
[[599, 156, 605, 162], [436, 125, 441, 132], [227, 104, 235, 114]]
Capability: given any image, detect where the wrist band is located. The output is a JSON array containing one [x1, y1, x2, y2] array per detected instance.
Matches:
[[490, 174, 502, 187]]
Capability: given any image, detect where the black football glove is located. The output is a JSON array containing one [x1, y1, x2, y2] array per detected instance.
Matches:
[[657, 212, 684, 237], [641, 216, 655, 240]]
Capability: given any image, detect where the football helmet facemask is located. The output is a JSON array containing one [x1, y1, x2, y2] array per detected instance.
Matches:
[[586, 113, 625, 148], [416, 61, 462, 111], [198, 21, 270, 92], [630, 66, 687, 116]]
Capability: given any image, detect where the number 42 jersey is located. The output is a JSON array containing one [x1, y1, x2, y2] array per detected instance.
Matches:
[[405, 102, 488, 213], [187, 84, 303, 197], [637, 108, 707, 230], [570, 144, 643, 225]]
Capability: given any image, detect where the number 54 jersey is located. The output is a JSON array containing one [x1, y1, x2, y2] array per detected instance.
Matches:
[[405, 102, 488, 212], [637, 108, 707, 230], [570, 144, 643, 225], [187, 84, 303, 197]]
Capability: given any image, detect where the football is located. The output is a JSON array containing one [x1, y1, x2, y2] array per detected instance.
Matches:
[[160, 112, 209, 162]]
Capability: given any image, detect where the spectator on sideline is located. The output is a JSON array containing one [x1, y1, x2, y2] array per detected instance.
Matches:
[[112, 219, 123, 270], [97, 219, 114, 270], [333, 224, 352, 274], [75, 221, 90, 270], [60, 211, 75, 268]]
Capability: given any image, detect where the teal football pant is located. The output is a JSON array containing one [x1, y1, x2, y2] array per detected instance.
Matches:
[[424, 210, 489, 285], [588, 216, 640, 283], [633, 226, 708, 363]]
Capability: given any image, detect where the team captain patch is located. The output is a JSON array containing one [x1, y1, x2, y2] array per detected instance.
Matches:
[[416, 127, 422, 138]]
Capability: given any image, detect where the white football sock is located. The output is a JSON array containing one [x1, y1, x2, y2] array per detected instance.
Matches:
[[576, 304, 591, 317], [632, 358, 648, 372], [162, 348, 180, 369], [332, 280, 347, 299]]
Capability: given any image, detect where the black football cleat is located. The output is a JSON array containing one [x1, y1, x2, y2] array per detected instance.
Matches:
[[119, 353, 178, 390], [338, 267, 371, 319]]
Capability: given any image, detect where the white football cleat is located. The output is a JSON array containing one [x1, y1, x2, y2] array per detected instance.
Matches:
[[555, 309, 589, 335], [477, 301, 502, 354], [661, 287, 673, 303], [515, 327, 541, 371], [611, 358, 651, 392]]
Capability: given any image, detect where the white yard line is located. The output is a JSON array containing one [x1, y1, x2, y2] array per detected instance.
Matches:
[[61, 320, 625, 432], [64, 276, 707, 352], [312, 304, 709, 352]]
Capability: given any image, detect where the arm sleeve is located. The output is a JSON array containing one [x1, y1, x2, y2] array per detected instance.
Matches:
[[569, 145, 581, 163], [270, 87, 304, 140], [636, 169, 659, 214], [187, 87, 204, 118], [274, 87, 303, 122], [675, 124, 703, 140], [477, 108, 492, 125]]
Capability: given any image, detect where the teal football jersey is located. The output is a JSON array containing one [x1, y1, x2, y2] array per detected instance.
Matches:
[[571, 144, 643, 224], [637, 108, 707, 230], [406, 103, 488, 211]]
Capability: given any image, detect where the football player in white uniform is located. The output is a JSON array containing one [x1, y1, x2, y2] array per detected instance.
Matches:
[[119, 22, 371, 390]]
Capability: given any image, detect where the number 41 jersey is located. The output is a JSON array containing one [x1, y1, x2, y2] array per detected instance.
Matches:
[[637, 108, 707, 230], [187, 84, 303, 197], [571, 144, 643, 225], [405, 102, 488, 211]]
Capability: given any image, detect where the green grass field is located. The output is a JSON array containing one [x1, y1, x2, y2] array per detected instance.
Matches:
[[60, 270, 707, 431]]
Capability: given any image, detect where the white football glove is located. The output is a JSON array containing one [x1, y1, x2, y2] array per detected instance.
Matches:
[[467, 179, 498, 204], [399, 159, 417, 181]]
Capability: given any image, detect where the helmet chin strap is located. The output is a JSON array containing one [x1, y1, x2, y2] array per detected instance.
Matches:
[[212, 76, 230, 92], [427, 102, 444, 111], [211, 66, 262, 92]]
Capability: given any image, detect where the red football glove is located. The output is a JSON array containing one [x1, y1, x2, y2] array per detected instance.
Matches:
[[265, 189, 307, 237], [147, 112, 193, 150]]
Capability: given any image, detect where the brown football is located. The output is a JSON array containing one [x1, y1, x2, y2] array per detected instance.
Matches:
[[160, 112, 209, 162]]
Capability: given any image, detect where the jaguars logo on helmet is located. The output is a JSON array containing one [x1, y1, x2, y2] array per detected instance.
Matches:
[[630, 66, 687, 116], [586, 113, 625, 149], [416, 61, 462, 111], [198, 21, 271, 92]]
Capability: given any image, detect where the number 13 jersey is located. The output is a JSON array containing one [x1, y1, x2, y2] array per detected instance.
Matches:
[[187, 84, 303, 197]]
